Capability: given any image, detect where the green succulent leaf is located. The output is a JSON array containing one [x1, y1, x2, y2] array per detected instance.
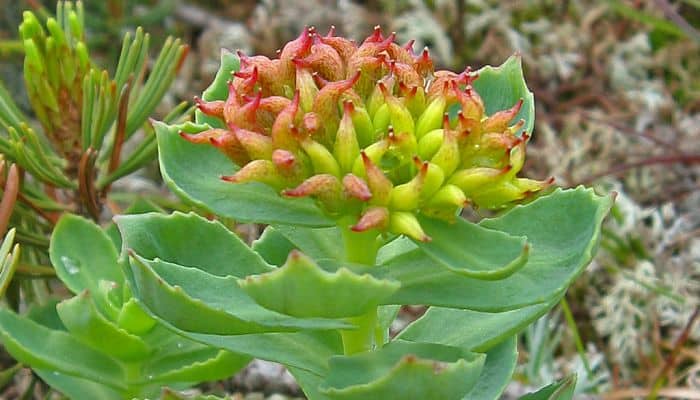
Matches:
[[162, 328, 342, 377], [145, 348, 248, 384], [196, 49, 239, 129], [50, 214, 123, 298], [116, 298, 158, 335], [376, 305, 401, 345], [0, 308, 126, 390], [519, 375, 577, 400], [463, 337, 518, 400], [116, 211, 273, 277], [56, 290, 151, 362], [252, 226, 298, 266], [239, 250, 400, 318], [273, 225, 345, 263], [156, 121, 333, 227], [319, 340, 485, 400], [414, 216, 529, 280], [127, 254, 350, 334], [377, 187, 612, 311], [136, 324, 248, 385], [473, 55, 534, 137], [104, 198, 165, 250], [288, 367, 333, 400], [35, 369, 125, 400], [397, 298, 557, 352], [161, 387, 229, 400]]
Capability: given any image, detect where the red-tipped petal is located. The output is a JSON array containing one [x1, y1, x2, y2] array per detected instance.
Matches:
[[342, 174, 372, 201], [272, 149, 296, 170], [364, 26, 384, 44], [221, 159, 282, 187], [482, 99, 524, 134], [194, 97, 224, 118], [230, 125, 273, 160], [351, 206, 389, 232], [282, 174, 341, 198]]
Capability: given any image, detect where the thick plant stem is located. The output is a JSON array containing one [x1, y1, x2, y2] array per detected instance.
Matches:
[[340, 310, 378, 355], [339, 221, 380, 354], [340, 222, 379, 265]]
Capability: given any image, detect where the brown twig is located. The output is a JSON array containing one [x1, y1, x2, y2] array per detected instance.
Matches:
[[604, 387, 700, 399], [648, 305, 700, 399], [654, 0, 700, 43], [78, 148, 101, 221], [107, 80, 132, 181], [15, 192, 60, 225], [0, 164, 20, 238], [576, 110, 680, 152], [575, 154, 700, 185]]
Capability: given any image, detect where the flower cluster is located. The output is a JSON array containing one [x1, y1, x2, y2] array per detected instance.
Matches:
[[185, 26, 551, 241]]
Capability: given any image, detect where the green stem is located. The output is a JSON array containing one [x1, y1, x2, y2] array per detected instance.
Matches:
[[340, 221, 379, 265], [340, 310, 378, 355], [339, 220, 380, 354]]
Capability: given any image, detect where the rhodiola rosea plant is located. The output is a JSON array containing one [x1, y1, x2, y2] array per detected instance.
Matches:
[[0, 25, 610, 399], [118, 26, 612, 399]]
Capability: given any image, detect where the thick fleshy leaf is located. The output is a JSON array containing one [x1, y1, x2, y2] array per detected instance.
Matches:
[[415, 216, 529, 280], [463, 337, 518, 400], [252, 226, 297, 266], [146, 349, 247, 383], [26, 299, 64, 331], [377, 305, 401, 345], [272, 225, 345, 262], [397, 298, 558, 352], [116, 298, 158, 335], [288, 366, 333, 400], [116, 211, 273, 277], [239, 250, 400, 318], [104, 198, 165, 250], [161, 388, 229, 400], [128, 254, 349, 334], [56, 291, 151, 362], [196, 49, 239, 128], [50, 214, 123, 296], [376, 187, 612, 311], [474, 55, 534, 137], [35, 369, 125, 400], [155, 121, 333, 226], [0, 308, 126, 390], [519, 376, 577, 400], [141, 324, 248, 383], [319, 341, 485, 400], [167, 329, 342, 377]]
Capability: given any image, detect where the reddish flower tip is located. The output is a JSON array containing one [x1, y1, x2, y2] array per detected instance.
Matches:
[[272, 149, 296, 169], [343, 174, 372, 201], [365, 26, 384, 44], [351, 206, 389, 232], [442, 113, 450, 129]]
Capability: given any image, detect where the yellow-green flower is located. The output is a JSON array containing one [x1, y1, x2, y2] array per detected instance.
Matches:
[[184, 26, 551, 241]]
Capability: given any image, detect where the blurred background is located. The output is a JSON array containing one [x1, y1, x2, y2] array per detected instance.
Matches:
[[1, 0, 699, 398]]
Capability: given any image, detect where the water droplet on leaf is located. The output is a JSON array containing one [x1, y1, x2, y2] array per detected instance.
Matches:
[[60, 256, 80, 275]]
